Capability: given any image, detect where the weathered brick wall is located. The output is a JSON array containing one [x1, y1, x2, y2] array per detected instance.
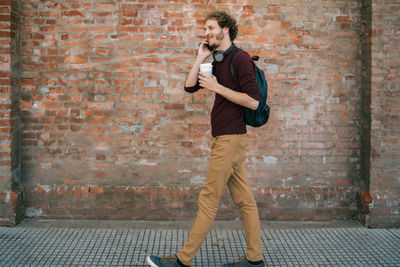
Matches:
[[0, 1, 395, 227], [0, 0, 13, 224], [367, 0, 400, 228], [15, 0, 365, 222], [1, 0, 396, 225], [0, 0, 23, 225]]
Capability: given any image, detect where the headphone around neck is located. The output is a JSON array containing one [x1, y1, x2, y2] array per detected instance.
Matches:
[[212, 44, 235, 62]]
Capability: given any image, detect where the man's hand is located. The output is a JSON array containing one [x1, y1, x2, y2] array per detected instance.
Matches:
[[199, 73, 220, 93], [198, 39, 213, 60], [185, 40, 213, 88], [199, 73, 259, 110]]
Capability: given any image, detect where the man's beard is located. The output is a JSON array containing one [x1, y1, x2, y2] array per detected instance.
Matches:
[[207, 29, 224, 50]]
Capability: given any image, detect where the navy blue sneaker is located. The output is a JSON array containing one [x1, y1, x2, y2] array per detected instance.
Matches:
[[146, 255, 183, 267], [223, 256, 265, 267]]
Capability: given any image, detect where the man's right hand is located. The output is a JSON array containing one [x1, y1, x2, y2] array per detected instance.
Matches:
[[185, 40, 214, 88], [198, 39, 213, 60]]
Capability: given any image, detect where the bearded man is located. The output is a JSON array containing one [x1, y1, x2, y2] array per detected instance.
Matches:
[[147, 11, 265, 267]]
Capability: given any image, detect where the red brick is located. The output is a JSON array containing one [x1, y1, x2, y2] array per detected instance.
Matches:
[[63, 11, 84, 17], [64, 56, 87, 64]]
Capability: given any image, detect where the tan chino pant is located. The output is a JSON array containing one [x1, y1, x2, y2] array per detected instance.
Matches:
[[177, 134, 263, 265]]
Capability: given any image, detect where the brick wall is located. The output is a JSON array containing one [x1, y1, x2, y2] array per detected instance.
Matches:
[[0, 0, 398, 226], [367, 0, 400, 228], [0, 0, 23, 225]]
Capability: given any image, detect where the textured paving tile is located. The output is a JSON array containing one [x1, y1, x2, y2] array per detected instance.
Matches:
[[0, 227, 399, 266]]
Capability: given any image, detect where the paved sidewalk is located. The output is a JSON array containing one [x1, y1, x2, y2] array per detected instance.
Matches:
[[0, 219, 399, 266]]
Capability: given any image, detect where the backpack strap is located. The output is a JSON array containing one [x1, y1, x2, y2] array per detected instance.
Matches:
[[230, 49, 244, 83]]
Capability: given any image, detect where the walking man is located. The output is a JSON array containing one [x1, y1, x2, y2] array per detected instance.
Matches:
[[147, 11, 265, 267]]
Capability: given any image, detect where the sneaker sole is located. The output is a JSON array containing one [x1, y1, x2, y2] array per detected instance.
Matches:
[[146, 255, 158, 267]]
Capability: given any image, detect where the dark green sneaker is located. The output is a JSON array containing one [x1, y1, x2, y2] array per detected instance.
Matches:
[[223, 256, 265, 267], [146, 255, 183, 267]]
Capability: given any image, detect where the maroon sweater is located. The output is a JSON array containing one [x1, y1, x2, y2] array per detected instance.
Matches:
[[184, 46, 260, 137]]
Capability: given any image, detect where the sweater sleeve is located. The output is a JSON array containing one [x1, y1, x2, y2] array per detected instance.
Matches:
[[233, 51, 260, 101], [184, 80, 201, 93]]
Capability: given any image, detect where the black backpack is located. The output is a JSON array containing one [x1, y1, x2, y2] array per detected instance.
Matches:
[[230, 49, 270, 127]]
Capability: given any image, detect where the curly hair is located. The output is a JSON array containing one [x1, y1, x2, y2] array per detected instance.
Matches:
[[205, 11, 238, 42]]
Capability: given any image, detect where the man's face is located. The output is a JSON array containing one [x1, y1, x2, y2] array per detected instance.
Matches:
[[205, 19, 226, 50]]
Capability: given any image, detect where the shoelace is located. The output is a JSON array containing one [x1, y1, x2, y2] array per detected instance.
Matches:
[[234, 256, 247, 266], [161, 255, 177, 264], [234, 256, 247, 263], [234, 256, 265, 266]]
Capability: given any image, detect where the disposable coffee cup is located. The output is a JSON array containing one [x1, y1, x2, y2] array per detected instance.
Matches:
[[200, 63, 213, 77]]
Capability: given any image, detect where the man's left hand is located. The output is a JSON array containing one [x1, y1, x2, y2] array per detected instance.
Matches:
[[199, 73, 221, 94]]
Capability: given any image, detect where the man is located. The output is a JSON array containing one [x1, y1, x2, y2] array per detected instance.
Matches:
[[147, 11, 265, 267]]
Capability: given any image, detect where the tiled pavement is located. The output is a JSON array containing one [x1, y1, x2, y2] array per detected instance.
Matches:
[[0, 220, 399, 266]]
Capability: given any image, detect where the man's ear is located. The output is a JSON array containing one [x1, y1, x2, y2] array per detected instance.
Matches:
[[223, 27, 229, 35]]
